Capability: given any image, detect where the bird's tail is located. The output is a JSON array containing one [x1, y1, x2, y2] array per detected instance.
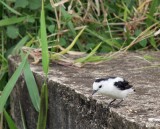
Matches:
[[128, 88, 135, 94]]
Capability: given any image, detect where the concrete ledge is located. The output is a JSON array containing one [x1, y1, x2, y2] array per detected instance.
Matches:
[[9, 52, 160, 129]]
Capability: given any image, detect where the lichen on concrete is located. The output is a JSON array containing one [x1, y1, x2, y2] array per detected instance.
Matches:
[[8, 52, 160, 129]]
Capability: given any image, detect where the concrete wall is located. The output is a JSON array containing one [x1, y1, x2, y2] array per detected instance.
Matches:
[[9, 52, 160, 129]]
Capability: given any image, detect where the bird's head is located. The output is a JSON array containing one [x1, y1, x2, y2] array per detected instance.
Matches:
[[92, 81, 103, 95]]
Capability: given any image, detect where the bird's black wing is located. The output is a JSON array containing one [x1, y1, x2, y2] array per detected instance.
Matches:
[[114, 80, 133, 90]]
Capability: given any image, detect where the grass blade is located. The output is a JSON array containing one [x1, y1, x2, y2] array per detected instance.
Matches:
[[51, 27, 86, 59], [85, 28, 118, 50], [0, 17, 27, 27], [23, 60, 40, 112], [60, 7, 84, 51], [0, 1, 21, 16], [0, 54, 8, 80], [12, 35, 30, 55], [0, 54, 28, 113], [3, 109, 18, 129], [75, 43, 102, 63], [59, 27, 86, 55], [40, 0, 49, 75], [19, 101, 27, 129], [36, 83, 48, 129]]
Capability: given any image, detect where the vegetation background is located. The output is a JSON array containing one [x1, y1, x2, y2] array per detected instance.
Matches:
[[0, 0, 160, 129]]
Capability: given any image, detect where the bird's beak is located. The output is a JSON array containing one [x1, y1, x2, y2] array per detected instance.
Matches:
[[92, 90, 98, 95]]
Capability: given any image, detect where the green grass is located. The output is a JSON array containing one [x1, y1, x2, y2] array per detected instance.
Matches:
[[23, 60, 40, 112], [4, 109, 18, 129], [0, 0, 160, 128], [0, 54, 28, 113]]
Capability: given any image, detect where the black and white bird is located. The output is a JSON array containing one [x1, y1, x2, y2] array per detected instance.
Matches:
[[92, 77, 135, 108]]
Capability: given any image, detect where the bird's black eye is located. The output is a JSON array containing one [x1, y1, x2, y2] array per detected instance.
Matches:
[[99, 85, 102, 88]]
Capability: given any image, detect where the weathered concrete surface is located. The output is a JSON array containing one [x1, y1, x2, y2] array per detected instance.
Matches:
[[9, 52, 160, 129]]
